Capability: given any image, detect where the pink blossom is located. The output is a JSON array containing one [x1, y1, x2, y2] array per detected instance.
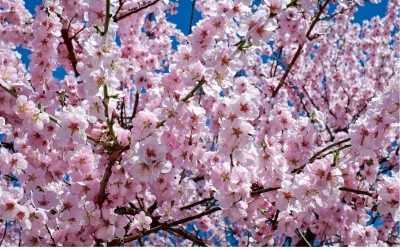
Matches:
[[133, 211, 152, 231]]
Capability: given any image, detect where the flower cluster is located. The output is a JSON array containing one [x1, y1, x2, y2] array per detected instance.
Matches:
[[0, 0, 398, 247]]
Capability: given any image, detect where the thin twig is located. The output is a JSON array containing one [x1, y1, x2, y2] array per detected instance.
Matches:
[[339, 187, 373, 197], [272, 0, 331, 97], [114, 0, 160, 22], [130, 91, 140, 120], [97, 145, 130, 207], [296, 229, 312, 247], [0, 83, 18, 97], [292, 138, 351, 173], [45, 225, 56, 246], [188, 0, 197, 35], [0, 223, 7, 247], [315, 144, 351, 160], [97, 0, 112, 35], [180, 197, 214, 210], [108, 207, 221, 246], [167, 227, 209, 246]]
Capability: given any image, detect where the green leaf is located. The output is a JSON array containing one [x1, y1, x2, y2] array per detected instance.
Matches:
[[333, 150, 340, 165], [60, 90, 67, 106]]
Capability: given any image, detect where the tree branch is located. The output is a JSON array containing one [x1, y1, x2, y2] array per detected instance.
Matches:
[[108, 207, 221, 246], [338, 187, 373, 197], [0, 223, 7, 247], [292, 138, 351, 173], [155, 77, 207, 128], [111, 186, 281, 245], [114, 0, 160, 22], [45, 225, 56, 246], [96, 0, 112, 35], [167, 227, 209, 246], [61, 28, 79, 77], [272, 0, 331, 97], [0, 83, 18, 98], [130, 91, 140, 121], [181, 77, 207, 102], [188, 0, 197, 35], [250, 186, 281, 196], [97, 145, 130, 207], [180, 197, 214, 211]]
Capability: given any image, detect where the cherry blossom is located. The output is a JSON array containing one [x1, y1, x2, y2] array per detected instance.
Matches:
[[0, 0, 398, 247]]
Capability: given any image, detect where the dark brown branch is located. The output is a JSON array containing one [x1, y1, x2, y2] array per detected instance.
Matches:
[[167, 227, 209, 246], [0, 223, 7, 247], [305, 0, 330, 39], [97, 145, 130, 207], [45, 225, 56, 246], [188, 0, 197, 35], [339, 187, 373, 197], [115, 206, 137, 216], [114, 0, 160, 22], [272, 0, 330, 97], [251, 186, 281, 196], [156, 77, 207, 128], [61, 28, 79, 77], [108, 207, 221, 246], [191, 176, 204, 182], [181, 77, 207, 102], [296, 229, 315, 247], [109, 182, 375, 246], [114, 0, 126, 18], [272, 210, 280, 230], [130, 91, 140, 120], [292, 138, 351, 173], [309, 138, 350, 162], [180, 186, 280, 211], [315, 144, 351, 160], [180, 197, 214, 211], [272, 44, 304, 97], [111, 186, 282, 246]]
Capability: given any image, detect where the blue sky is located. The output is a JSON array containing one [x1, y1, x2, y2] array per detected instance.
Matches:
[[20, 0, 389, 79]]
